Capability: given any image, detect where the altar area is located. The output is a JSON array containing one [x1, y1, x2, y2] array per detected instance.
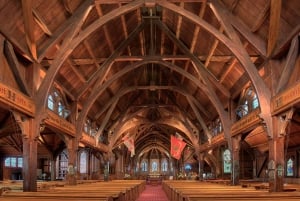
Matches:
[[147, 172, 163, 185]]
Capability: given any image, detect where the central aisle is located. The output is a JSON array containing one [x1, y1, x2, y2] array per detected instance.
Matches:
[[136, 184, 169, 201]]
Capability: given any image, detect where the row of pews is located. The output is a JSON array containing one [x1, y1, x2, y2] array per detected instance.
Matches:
[[162, 180, 300, 201], [0, 180, 145, 201]]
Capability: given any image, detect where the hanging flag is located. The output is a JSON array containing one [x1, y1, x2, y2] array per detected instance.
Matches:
[[171, 135, 186, 160], [122, 135, 135, 157]]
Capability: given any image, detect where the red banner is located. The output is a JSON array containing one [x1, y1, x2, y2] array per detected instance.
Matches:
[[122, 135, 135, 157], [171, 135, 186, 160]]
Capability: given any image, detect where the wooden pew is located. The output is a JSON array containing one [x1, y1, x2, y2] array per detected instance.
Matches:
[[1, 180, 146, 201], [162, 180, 300, 201]]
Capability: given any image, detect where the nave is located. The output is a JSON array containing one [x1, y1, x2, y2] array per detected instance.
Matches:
[[2, 179, 300, 201], [0, 0, 300, 197]]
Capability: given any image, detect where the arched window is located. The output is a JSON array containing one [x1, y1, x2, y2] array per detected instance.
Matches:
[[48, 95, 54, 110], [287, 158, 294, 176], [84, 119, 91, 134], [185, 164, 192, 172], [56, 150, 68, 179], [161, 159, 168, 172], [47, 88, 70, 119], [151, 161, 158, 172], [208, 117, 223, 137], [236, 87, 259, 120], [141, 161, 147, 172], [80, 151, 88, 174], [223, 149, 231, 173]]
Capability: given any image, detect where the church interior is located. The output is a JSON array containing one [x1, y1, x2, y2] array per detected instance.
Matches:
[[0, 0, 300, 200]]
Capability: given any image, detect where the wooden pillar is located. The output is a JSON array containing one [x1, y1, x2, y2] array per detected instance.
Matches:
[[268, 133, 284, 192], [21, 118, 38, 191], [0, 155, 4, 180], [269, 110, 293, 192], [50, 155, 56, 181], [66, 137, 77, 185], [197, 153, 204, 180], [231, 135, 241, 185]]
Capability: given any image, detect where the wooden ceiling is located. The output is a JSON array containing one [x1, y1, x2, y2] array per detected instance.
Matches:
[[0, 0, 299, 158]]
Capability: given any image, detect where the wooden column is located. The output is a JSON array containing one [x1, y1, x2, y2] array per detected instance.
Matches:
[[50, 155, 56, 181], [0, 155, 3, 180], [21, 118, 38, 191], [231, 135, 241, 185], [197, 153, 204, 180], [66, 137, 77, 185], [268, 132, 284, 191], [269, 110, 293, 192]]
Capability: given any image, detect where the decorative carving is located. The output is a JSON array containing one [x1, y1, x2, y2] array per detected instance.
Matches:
[[278, 108, 294, 137]]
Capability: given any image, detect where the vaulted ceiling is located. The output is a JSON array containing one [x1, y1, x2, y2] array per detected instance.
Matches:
[[0, 0, 299, 159]]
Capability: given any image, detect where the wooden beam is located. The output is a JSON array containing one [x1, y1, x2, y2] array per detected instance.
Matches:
[[0, 29, 33, 62], [251, 0, 270, 32], [42, 55, 256, 66], [229, 13, 266, 56], [267, 0, 282, 57], [155, 20, 230, 98], [76, 22, 145, 99], [21, 0, 37, 60], [66, 59, 86, 83], [37, 0, 94, 62], [187, 97, 212, 140], [119, 2, 131, 56], [204, 26, 223, 68], [4, 40, 31, 96], [95, 99, 119, 144], [32, 8, 52, 36], [210, 0, 242, 45], [190, 1, 207, 53], [36, 0, 94, 106], [83, 40, 101, 71], [276, 35, 299, 93], [95, 4, 114, 53], [273, 25, 300, 58], [219, 42, 249, 83]]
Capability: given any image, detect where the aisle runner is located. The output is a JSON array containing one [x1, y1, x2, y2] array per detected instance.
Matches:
[[136, 184, 169, 201]]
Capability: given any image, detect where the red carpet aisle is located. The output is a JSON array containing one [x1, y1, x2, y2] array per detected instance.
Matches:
[[136, 184, 169, 201]]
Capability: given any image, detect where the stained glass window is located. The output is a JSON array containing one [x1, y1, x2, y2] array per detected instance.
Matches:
[[161, 159, 168, 172], [80, 151, 87, 174], [287, 158, 294, 176], [141, 161, 147, 172], [223, 149, 231, 173]]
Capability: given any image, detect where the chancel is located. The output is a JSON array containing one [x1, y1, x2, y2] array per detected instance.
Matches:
[[0, 0, 300, 201]]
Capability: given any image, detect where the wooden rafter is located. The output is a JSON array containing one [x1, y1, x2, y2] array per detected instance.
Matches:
[[32, 8, 52, 36], [273, 24, 300, 58], [66, 59, 86, 83], [155, 20, 230, 98], [251, 0, 270, 32], [267, 0, 282, 57], [42, 55, 255, 66], [119, 2, 131, 56], [204, 26, 223, 68], [38, 0, 94, 62], [4, 40, 31, 96], [76, 22, 145, 99], [83, 40, 101, 72], [229, 12, 266, 56], [219, 42, 249, 83], [21, 0, 37, 60], [95, 4, 114, 53], [190, 1, 207, 53], [276, 35, 299, 93]]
